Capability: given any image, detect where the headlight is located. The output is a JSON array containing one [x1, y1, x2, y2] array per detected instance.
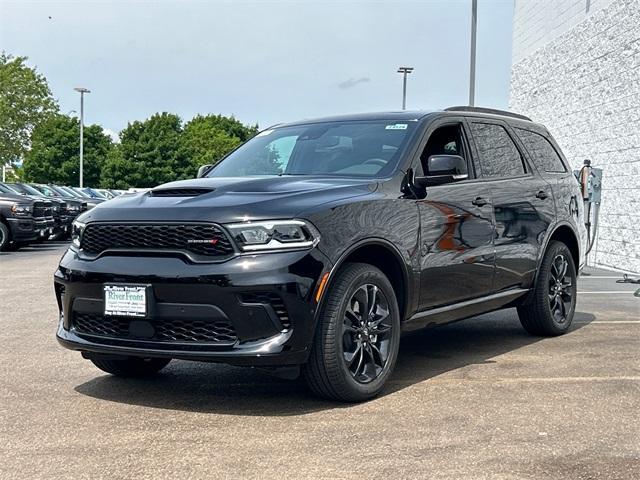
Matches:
[[71, 220, 86, 248], [65, 203, 80, 213], [226, 220, 320, 252], [10, 203, 33, 217]]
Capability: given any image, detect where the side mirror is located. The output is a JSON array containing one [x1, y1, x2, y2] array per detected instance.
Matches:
[[414, 155, 468, 187], [197, 164, 213, 178]]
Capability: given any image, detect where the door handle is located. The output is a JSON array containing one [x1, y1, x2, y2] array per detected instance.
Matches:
[[536, 190, 549, 200], [472, 197, 488, 207]]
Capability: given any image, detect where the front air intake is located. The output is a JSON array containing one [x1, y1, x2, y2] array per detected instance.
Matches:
[[150, 188, 214, 197]]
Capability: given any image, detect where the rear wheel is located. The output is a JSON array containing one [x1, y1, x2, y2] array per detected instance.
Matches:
[[518, 241, 577, 336], [304, 263, 401, 402], [0, 223, 11, 251], [90, 356, 171, 377]]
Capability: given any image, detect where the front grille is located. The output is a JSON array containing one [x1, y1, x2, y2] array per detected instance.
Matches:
[[240, 292, 291, 330], [73, 313, 238, 344], [33, 202, 46, 218], [80, 223, 235, 258]]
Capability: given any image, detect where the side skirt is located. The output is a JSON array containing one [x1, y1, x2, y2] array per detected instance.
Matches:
[[402, 288, 530, 332]]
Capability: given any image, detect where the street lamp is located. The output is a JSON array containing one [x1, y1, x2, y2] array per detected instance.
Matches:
[[469, 0, 478, 106], [396, 67, 414, 110], [73, 87, 90, 188]]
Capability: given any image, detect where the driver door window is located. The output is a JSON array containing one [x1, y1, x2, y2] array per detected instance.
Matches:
[[419, 124, 469, 176]]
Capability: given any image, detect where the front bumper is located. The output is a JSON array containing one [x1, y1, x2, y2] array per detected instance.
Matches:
[[6, 217, 38, 242], [55, 247, 331, 366], [33, 218, 52, 238]]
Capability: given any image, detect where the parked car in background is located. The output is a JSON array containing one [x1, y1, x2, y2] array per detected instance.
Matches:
[[55, 108, 587, 402], [30, 184, 94, 211], [57, 186, 105, 209], [5, 183, 83, 238], [0, 183, 58, 241], [96, 189, 116, 199], [75, 187, 109, 201], [0, 188, 39, 251], [0, 182, 55, 241]]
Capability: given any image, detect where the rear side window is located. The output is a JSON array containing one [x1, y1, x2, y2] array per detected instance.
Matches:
[[516, 128, 567, 173], [469, 123, 525, 178]]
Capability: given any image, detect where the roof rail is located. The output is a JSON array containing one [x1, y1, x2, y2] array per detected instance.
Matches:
[[444, 106, 532, 122]]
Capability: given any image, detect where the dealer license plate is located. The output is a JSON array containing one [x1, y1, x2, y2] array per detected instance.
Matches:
[[104, 285, 147, 317]]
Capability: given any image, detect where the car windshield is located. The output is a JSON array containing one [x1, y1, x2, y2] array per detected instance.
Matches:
[[71, 187, 91, 198], [30, 185, 61, 197], [16, 184, 46, 196], [0, 183, 17, 194], [207, 120, 417, 178], [58, 186, 83, 198], [84, 187, 107, 199]]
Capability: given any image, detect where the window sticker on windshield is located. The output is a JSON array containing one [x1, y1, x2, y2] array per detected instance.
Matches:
[[385, 123, 408, 130], [256, 129, 274, 137]]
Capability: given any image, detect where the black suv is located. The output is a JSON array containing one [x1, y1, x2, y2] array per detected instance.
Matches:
[[56, 107, 587, 401]]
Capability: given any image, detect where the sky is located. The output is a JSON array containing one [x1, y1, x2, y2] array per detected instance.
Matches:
[[0, 0, 515, 138]]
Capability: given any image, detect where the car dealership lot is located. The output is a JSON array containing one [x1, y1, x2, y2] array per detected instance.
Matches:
[[1, 244, 638, 479]]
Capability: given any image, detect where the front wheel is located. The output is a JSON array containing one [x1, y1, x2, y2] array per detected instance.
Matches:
[[518, 241, 577, 336], [90, 356, 171, 377], [0, 223, 10, 251], [304, 263, 401, 402]]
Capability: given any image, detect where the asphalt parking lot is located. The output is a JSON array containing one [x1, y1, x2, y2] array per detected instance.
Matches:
[[1, 243, 638, 479]]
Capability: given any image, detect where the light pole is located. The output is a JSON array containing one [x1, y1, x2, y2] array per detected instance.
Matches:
[[73, 87, 90, 187], [469, 0, 478, 106], [396, 67, 414, 110]]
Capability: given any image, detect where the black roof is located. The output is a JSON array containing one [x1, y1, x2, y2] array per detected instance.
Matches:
[[274, 110, 435, 128], [445, 106, 532, 121], [270, 107, 537, 129]]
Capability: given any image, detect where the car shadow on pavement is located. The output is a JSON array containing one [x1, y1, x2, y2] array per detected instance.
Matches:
[[74, 309, 596, 416], [0, 241, 69, 255]]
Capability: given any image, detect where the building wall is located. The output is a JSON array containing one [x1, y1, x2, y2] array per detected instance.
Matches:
[[510, 0, 640, 273], [512, 0, 615, 63]]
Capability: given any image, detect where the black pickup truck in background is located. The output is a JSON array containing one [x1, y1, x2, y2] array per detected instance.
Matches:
[[0, 189, 39, 251], [1, 183, 83, 239]]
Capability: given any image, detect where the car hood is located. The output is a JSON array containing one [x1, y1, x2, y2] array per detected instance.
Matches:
[[0, 192, 32, 204], [79, 176, 376, 224]]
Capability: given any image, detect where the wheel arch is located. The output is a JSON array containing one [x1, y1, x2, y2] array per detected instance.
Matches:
[[318, 239, 412, 322], [545, 223, 580, 270], [0, 214, 10, 234], [527, 222, 580, 297]]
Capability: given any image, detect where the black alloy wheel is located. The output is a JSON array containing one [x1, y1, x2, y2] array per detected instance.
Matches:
[[342, 284, 393, 383], [518, 240, 577, 336], [304, 262, 400, 402], [548, 253, 573, 324]]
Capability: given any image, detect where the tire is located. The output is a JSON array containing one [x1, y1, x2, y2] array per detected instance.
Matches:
[[304, 262, 401, 402], [517, 241, 577, 336], [90, 356, 171, 377], [0, 222, 10, 252]]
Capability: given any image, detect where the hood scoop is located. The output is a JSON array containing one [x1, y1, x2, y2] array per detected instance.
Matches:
[[150, 187, 214, 197]]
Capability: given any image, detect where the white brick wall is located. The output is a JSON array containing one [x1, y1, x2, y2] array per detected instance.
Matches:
[[512, 0, 616, 63], [510, 0, 640, 273]]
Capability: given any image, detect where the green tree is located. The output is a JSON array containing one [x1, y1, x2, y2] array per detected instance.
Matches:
[[22, 114, 113, 186], [99, 145, 130, 189], [182, 114, 259, 172], [0, 53, 58, 167], [102, 112, 189, 188]]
